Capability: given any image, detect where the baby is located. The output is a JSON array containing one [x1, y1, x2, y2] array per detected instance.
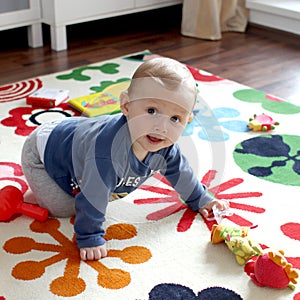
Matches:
[[21, 57, 229, 260]]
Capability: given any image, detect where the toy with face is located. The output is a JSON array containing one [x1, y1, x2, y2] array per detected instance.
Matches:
[[249, 249, 298, 290]]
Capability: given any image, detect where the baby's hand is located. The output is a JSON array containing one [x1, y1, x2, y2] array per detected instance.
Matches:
[[198, 199, 229, 219], [80, 244, 107, 261]]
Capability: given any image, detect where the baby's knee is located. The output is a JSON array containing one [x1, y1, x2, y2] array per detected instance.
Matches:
[[48, 205, 75, 218]]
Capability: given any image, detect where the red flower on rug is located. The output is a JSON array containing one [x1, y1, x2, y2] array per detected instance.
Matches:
[[3, 218, 151, 297], [0, 79, 42, 103], [186, 65, 224, 82], [0, 103, 80, 136], [280, 222, 300, 270], [135, 170, 264, 232]]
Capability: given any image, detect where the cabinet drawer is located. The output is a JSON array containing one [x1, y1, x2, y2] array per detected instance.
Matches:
[[42, 0, 135, 25], [0, 0, 41, 30], [136, 0, 182, 9]]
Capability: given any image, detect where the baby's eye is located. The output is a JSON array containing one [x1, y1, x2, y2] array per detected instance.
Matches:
[[170, 116, 180, 123], [147, 108, 157, 115]]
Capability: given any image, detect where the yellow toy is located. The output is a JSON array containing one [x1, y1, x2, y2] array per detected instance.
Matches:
[[224, 234, 263, 265], [211, 224, 262, 265], [211, 224, 250, 244]]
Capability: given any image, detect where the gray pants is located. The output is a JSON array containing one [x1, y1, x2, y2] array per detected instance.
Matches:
[[21, 127, 75, 217]]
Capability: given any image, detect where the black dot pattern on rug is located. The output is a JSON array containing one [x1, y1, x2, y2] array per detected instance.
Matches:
[[148, 283, 197, 300], [197, 286, 243, 300], [148, 284, 243, 300]]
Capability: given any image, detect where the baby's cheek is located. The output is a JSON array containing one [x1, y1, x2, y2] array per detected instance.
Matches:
[[128, 117, 151, 138], [168, 128, 182, 143], [172, 122, 186, 137]]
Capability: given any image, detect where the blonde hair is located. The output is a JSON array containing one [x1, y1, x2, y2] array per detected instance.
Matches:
[[128, 57, 196, 105]]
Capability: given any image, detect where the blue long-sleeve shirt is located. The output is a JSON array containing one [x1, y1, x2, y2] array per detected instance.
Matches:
[[44, 114, 213, 248]]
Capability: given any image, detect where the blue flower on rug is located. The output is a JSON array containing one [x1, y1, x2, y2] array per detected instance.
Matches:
[[183, 107, 248, 141], [233, 134, 300, 186], [148, 284, 243, 300]]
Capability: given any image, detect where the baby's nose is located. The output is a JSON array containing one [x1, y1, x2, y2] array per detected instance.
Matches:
[[154, 115, 168, 133]]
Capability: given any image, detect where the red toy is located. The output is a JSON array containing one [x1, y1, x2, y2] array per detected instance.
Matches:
[[0, 185, 48, 222], [248, 249, 298, 290], [248, 113, 279, 132]]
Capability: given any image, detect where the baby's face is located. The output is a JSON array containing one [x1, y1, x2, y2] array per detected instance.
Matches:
[[124, 97, 192, 160]]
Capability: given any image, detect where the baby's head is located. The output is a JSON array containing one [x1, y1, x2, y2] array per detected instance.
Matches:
[[120, 57, 197, 160], [127, 57, 197, 113]]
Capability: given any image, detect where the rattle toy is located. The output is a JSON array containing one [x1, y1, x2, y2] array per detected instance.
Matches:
[[248, 113, 279, 132], [206, 205, 233, 224], [0, 185, 48, 222], [248, 249, 299, 290]]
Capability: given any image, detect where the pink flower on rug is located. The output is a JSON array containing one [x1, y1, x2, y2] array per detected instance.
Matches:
[[134, 170, 264, 232], [0, 103, 80, 136], [266, 94, 285, 102], [0, 162, 28, 194]]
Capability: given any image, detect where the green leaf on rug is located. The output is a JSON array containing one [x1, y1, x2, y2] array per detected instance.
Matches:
[[56, 63, 120, 81]]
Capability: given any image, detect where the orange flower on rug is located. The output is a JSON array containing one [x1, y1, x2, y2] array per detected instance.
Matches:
[[3, 218, 151, 297]]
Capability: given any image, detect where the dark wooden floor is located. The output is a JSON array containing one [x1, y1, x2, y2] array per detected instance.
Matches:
[[1, 5, 299, 103]]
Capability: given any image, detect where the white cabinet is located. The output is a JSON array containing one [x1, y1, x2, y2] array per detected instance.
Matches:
[[41, 0, 182, 51], [0, 0, 43, 48], [246, 0, 300, 35], [136, 0, 179, 8], [41, 0, 134, 25]]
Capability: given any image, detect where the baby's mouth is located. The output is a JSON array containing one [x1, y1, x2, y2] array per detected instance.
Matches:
[[147, 135, 163, 144]]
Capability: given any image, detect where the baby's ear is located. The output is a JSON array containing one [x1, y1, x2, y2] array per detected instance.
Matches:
[[120, 91, 130, 116], [188, 112, 194, 123]]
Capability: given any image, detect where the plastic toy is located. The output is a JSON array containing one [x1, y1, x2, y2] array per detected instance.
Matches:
[[211, 224, 250, 244], [0, 185, 48, 222], [224, 235, 263, 265], [248, 249, 299, 290], [211, 224, 262, 265], [206, 205, 233, 224], [248, 113, 279, 132]]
